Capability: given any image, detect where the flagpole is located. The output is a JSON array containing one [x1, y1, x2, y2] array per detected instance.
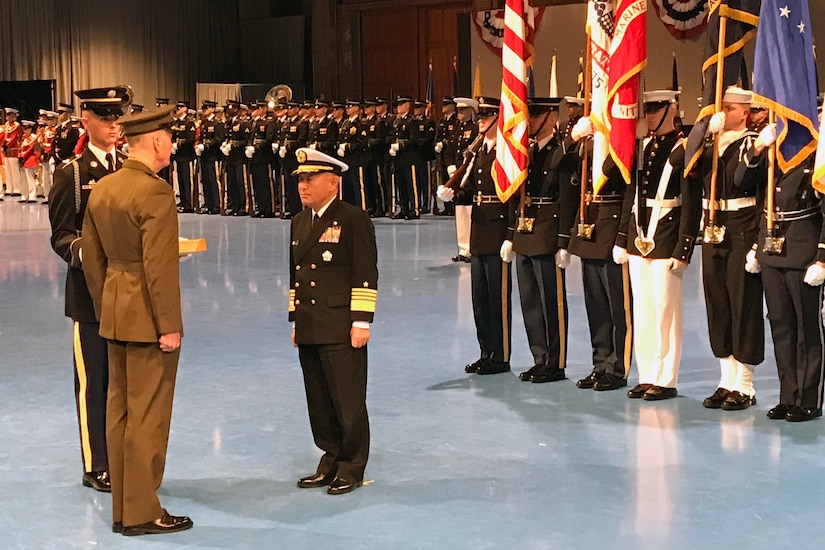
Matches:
[[577, 35, 594, 240], [704, 14, 728, 244], [763, 108, 783, 254]]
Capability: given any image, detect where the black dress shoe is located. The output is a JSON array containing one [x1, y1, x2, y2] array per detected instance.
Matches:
[[82, 471, 111, 492], [530, 366, 565, 383], [627, 383, 652, 399], [405, 213, 420, 220], [121, 511, 193, 536], [209, 208, 221, 215], [462, 255, 471, 263], [113, 522, 123, 534], [451, 255, 462, 262], [232, 210, 248, 217], [643, 386, 678, 401], [297, 471, 336, 488], [702, 387, 731, 409], [390, 212, 406, 220], [327, 477, 362, 495], [785, 406, 823, 423], [476, 360, 511, 375], [593, 373, 627, 391], [519, 365, 541, 381], [465, 357, 487, 374], [721, 391, 756, 411], [767, 404, 792, 420], [576, 371, 602, 389]]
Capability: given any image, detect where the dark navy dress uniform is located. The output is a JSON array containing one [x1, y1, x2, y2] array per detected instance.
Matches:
[[249, 111, 278, 217], [280, 112, 309, 216], [338, 111, 369, 209], [224, 114, 252, 215], [198, 111, 225, 214], [171, 113, 198, 212], [513, 132, 578, 381], [289, 183, 378, 484], [391, 107, 422, 218]]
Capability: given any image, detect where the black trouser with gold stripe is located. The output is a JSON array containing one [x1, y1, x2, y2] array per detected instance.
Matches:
[[73, 321, 108, 473], [471, 254, 512, 363], [199, 158, 221, 212], [516, 254, 567, 369], [581, 258, 632, 377], [174, 158, 197, 211], [762, 266, 825, 410], [343, 163, 367, 211], [250, 161, 276, 215], [394, 162, 419, 216], [225, 162, 249, 214]]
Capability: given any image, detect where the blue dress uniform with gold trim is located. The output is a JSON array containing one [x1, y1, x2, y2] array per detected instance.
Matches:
[[289, 149, 378, 484], [47, 86, 132, 492], [513, 121, 578, 384], [248, 104, 278, 217], [749, 152, 825, 420], [171, 106, 198, 213], [223, 105, 252, 216], [390, 98, 422, 219], [197, 102, 224, 215]]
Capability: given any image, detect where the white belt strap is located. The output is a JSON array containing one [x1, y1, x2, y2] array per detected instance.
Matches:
[[703, 197, 757, 211]]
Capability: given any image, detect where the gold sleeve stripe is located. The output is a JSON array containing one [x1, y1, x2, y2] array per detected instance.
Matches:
[[351, 299, 377, 313], [351, 289, 378, 312], [351, 288, 378, 298], [289, 289, 296, 312]]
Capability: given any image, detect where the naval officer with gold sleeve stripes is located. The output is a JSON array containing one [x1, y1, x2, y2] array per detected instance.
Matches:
[[289, 147, 378, 495]]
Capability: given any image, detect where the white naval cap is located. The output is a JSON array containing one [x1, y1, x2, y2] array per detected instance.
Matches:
[[4, 107, 19, 114], [643, 90, 680, 104], [292, 147, 349, 176], [454, 97, 479, 110], [564, 96, 586, 106], [722, 86, 752, 105]]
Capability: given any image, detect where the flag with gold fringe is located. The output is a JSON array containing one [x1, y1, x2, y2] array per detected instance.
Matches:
[[588, 0, 615, 194]]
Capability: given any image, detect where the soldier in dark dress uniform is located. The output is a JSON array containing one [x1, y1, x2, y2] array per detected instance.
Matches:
[[362, 99, 385, 216], [438, 98, 516, 374], [48, 85, 132, 493], [508, 97, 578, 383], [279, 101, 310, 217], [337, 99, 369, 210], [221, 100, 251, 216], [743, 125, 825, 421], [565, 96, 634, 392], [308, 100, 339, 156], [451, 99, 479, 261], [413, 100, 436, 213], [695, 87, 765, 410], [247, 101, 278, 217], [171, 102, 198, 213], [289, 147, 378, 495], [434, 97, 458, 215], [616, 90, 702, 401], [53, 103, 80, 163], [389, 96, 422, 220], [195, 100, 223, 214], [375, 97, 395, 216]]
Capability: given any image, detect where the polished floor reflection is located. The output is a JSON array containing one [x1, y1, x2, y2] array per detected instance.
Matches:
[[1, 200, 824, 549]]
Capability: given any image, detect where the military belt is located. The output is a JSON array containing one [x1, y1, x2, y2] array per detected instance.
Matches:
[[768, 205, 820, 222], [475, 194, 503, 206], [253, 139, 267, 145], [703, 197, 757, 211], [588, 194, 623, 204], [529, 197, 556, 206], [645, 198, 681, 208], [229, 140, 244, 146]]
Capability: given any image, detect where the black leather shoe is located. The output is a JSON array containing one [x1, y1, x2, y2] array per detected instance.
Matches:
[[462, 256, 471, 263], [767, 404, 792, 420], [643, 386, 678, 401], [390, 212, 406, 220], [476, 360, 511, 375], [593, 373, 627, 391], [530, 366, 565, 383], [465, 357, 487, 374], [121, 511, 193, 536], [451, 255, 462, 262], [702, 387, 731, 409], [297, 471, 336, 488], [627, 383, 652, 399], [519, 365, 541, 381], [82, 471, 111, 492], [785, 406, 823, 423], [112, 522, 123, 534], [405, 213, 420, 220], [576, 371, 602, 389], [327, 477, 362, 495], [721, 391, 756, 411]]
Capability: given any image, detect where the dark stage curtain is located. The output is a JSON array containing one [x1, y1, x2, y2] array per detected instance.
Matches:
[[0, 0, 243, 108]]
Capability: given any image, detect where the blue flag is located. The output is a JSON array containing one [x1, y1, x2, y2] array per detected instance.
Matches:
[[753, 0, 819, 171]]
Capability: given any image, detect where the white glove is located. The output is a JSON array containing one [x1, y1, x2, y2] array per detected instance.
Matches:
[[122, 143, 130, 154], [390, 143, 400, 153], [389, 147, 397, 157], [171, 142, 178, 154], [245, 146, 255, 159], [612, 246, 629, 265], [337, 144, 346, 157], [447, 164, 457, 177], [500, 240, 515, 263], [709, 112, 726, 134], [665, 258, 688, 272], [272, 143, 280, 153], [755, 123, 778, 149], [571, 117, 595, 141], [434, 141, 444, 154], [221, 143, 231, 156], [555, 249, 570, 269], [195, 143, 204, 156], [744, 249, 761, 274], [279, 147, 287, 158], [308, 143, 317, 150], [436, 184, 454, 202], [804, 263, 825, 286]]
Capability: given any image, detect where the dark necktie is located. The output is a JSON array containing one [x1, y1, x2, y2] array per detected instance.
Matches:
[[105, 153, 116, 173], [311, 213, 320, 228]]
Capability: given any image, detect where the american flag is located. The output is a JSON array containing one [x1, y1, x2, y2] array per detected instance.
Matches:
[[588, 0, 615, 195], [493, 0, 536, 203]]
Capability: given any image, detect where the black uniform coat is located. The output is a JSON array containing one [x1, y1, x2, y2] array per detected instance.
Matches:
[[49, 148, 126, 322], [53, 121, 80, 162], [289, 199, 378, 345]]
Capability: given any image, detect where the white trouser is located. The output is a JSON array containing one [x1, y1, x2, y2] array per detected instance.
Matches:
[[628, 256, 684, 388], [41, 159, 54, 198], [5, 157, 21, 194], [22, 167, 39, 201], [455, 204, 472, 257]]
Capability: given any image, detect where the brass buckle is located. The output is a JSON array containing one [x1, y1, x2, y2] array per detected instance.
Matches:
[[475, 192, 483, 206]]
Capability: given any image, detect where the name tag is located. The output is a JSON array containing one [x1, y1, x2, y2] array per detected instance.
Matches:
[[318, 226, 341, 243]]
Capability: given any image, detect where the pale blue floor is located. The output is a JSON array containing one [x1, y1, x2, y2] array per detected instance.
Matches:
[[1, 199, 825, 550]]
